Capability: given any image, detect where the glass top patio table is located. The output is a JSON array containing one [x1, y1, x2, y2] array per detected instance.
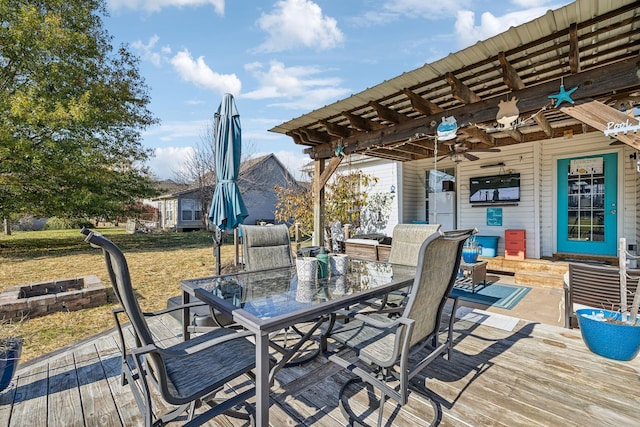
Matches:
[[180, 258, 416, 427], [180, 258, 416, 333]]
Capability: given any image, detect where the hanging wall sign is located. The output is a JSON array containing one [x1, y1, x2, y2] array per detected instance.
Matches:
[[603, 118, 640, 137], [496, 97, 520, 127], [570, 157, 603, 175], [486, 207, 503, 226]]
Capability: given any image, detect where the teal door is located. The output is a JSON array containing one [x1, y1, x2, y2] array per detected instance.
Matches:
[[557, 153, 618, 255]]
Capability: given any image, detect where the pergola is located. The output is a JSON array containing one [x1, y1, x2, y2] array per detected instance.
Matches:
[[270, 0, 640, 244]]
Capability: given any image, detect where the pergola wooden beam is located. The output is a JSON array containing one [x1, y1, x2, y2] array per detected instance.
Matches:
[[446, 72, 482, 104], [498, 52, 525, 91], [402, 88, 445, 115], [299, 128, 331, 144], [368, 101, 411, 124], [320, 120, 352, 138], [459, 125, 494, 146], [304, 56, 640, 159], [288, 131, 305, 145], [569, 23, 581, 73], [342, 111, 387, 132], [533, 111, 553, 137]]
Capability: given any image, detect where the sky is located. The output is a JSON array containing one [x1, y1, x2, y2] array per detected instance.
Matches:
[[103, 0, 573, 181]]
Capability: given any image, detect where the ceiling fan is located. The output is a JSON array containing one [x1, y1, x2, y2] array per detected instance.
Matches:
[[438, 142, 501, 163]]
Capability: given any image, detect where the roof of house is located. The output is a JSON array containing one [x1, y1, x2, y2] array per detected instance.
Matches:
[[270, 0, 640, 163], [153, 153, 300, 199]]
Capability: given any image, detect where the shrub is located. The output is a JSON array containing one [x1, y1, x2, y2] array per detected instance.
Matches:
[[44, 217, 95, 230]]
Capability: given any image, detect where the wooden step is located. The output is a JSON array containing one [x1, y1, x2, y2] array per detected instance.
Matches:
[[514, 271, 565, 289], [483, 256, 567, 289], [484, 256, 568, 276]]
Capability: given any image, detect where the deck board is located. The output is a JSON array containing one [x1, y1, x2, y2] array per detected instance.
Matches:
[[47, 350, 82, 426], [2, 312, 640, 427]]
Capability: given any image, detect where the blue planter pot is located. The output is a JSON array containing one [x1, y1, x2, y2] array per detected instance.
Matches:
[[576, 309, 640, 361], [0, 338, 23, 392], [462, 247, 480, 263]]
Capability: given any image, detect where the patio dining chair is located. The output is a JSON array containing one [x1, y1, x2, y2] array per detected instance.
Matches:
[[239, 223, 321, 366], [240, 224, 293, 271], [368, 223, 442, 311], [321, 228, 473, 426], [81, 228, 256, 427]]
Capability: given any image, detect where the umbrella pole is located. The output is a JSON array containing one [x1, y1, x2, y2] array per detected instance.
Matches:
[[213, 227, 222, 275]]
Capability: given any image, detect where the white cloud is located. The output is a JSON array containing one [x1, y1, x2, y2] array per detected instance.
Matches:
[[171, 49, 242, 96], [356, 0, 471, 24], [131, 35, 170, 67], [108, 0, 224, 14], [255, 0, 344, 52], [241, 60, 350, 110], [511, 0, 555, 6], [455, 6, 552, 47], [149, 146, 195, 179]]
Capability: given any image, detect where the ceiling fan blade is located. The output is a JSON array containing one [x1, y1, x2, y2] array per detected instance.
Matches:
[[437, 154, 450, 162], [464, 153, 480, 161]]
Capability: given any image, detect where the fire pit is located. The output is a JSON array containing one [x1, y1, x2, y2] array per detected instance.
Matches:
[[0, 275, 107, 321]]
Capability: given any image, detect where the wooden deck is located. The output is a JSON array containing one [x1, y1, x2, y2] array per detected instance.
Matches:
[[1, 310, 639, 426]]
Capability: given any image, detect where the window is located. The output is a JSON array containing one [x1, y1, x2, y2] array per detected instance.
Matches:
[[166, 201, 174, 222], [181, 199, 202, 222], [182, 199, 193, 221]]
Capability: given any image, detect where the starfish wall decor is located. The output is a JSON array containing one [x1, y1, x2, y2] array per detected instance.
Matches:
[[548, 80, 578, 108]]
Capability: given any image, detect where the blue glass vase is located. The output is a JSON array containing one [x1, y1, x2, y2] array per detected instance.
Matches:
[[462, 247, 480, 263]]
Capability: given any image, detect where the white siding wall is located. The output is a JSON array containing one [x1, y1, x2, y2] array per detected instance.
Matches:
[[346, 157, 398, 236], [456, 143, 537, 258], [400, 158, 429, 223]]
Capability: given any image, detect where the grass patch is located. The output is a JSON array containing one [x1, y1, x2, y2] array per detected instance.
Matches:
[[0, 227, 240, 362]]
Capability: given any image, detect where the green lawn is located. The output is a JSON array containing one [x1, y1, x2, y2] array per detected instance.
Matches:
[[1, 227, 235, 362]]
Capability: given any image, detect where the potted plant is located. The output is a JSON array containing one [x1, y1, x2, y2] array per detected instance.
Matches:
[[0, 319, 24, 393], [576, 277, 640, 361]]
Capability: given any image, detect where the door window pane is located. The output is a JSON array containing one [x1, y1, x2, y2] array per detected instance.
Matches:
[[566, 160, 605, 242]]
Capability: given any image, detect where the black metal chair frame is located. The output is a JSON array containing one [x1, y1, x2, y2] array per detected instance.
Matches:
[[321, 229, 473, 427], [82, 228, 257, 426]]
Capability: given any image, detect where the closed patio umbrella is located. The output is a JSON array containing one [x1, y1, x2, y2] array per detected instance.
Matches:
[[208, 93, 248, 274]]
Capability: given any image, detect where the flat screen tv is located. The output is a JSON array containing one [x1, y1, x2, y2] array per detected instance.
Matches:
[[469, 173, 520, 204]]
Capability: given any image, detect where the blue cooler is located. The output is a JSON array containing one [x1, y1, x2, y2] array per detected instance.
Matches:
[[475, 235, 499, 257]]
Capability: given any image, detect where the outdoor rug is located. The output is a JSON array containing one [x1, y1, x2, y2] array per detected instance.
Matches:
[[450, 282, 531, 310], [455, 306, 520, 332]]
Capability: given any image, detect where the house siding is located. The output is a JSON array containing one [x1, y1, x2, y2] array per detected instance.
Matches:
[[376, 131, 637, 260], [322, 156, 399, 236]]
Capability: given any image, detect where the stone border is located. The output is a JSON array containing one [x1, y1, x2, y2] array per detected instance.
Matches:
[[0, 275, 107, 321]]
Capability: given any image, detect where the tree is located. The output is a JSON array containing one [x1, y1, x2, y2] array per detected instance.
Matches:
[[0, 0, 159, 231], [274, 171, 378, 237]]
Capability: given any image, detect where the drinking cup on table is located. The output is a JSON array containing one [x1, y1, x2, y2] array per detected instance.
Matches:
[[296, 257, 317, 283], [329, 254, 348, 276]]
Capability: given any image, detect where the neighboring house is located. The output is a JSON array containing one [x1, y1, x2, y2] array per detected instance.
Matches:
[[155, 187, 210, 231], [271, 0, 640, 261], [237, 153, 302, 226], [153, 154, 301, 231]]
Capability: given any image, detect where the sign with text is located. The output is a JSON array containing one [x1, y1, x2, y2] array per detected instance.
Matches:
[[486, 207, 503, 226]]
